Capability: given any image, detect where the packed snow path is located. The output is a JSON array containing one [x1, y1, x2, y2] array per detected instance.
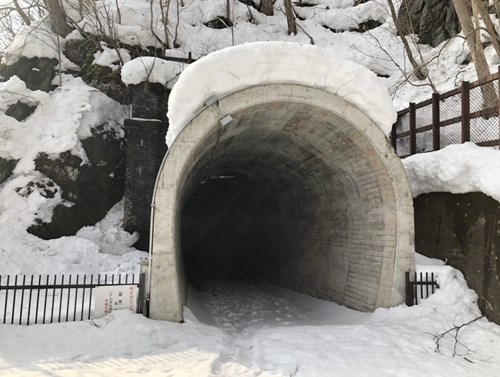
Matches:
[[187, 279, 328, 332], [2, 264, 500, 377]]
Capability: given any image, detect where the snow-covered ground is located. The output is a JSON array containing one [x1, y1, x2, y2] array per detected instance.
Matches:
[[2, 0, 500, 376], [2, 255, 500, 377]]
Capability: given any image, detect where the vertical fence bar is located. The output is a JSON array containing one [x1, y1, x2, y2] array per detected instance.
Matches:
[[431, 273, 435, 294], [498, 66, 500, 143], [81, 275, 86, 321], [414, 272, 418, 305], [409, 103, 417, 155], [425, 272, 429, 298], [35, 275, 42, 324], [50, 275, 57, 323], [461, 81, 470, 143], [66, 275, 72, 322], [19, 275, 26, 325], [11, 275, 18, 324], [432, 92, 440, 151], [27, 275, 34, 325], [405, 271, 413, 306], [2, 276, 9, 324], [43, 275, 50, 324], [58, 275, 64, 322], [88, 274, 95, 320], [74, 275, 79, 321]]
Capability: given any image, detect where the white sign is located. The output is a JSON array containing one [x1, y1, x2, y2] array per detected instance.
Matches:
[[94, 285, 138, 318]]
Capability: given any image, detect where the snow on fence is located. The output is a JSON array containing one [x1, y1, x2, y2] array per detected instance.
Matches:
[[392, 67, 500, 157], [0, 273, 146, 325], [405, 271, 439, 306]]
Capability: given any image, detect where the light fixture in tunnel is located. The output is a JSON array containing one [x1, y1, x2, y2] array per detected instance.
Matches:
[[204, 95, 233, 127]]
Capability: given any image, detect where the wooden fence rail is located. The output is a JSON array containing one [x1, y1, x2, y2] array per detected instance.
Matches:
[[391, 67, 500, 157]]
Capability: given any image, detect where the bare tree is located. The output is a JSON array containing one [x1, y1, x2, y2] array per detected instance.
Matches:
[[283, 0, 296, 35], [260, 0, 274, 16], [12, 0, 31, 25], [387, 0, 427, 80], [472, 0, 500, 58], [452, 0, 496, 108], [43, 0, 72, 36]]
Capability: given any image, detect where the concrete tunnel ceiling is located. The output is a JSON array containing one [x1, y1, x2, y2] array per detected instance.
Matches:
[[148, 43, 415, 322]]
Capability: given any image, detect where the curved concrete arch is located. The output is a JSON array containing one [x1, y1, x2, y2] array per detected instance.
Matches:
[[149, 84, 415, 322]]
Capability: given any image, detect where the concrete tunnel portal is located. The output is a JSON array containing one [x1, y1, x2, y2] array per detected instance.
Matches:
[[142, 42, 417, 322], [148, 82, 415, 322]]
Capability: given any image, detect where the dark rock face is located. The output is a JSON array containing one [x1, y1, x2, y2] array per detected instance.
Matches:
[[5, 102, 37, 121], [398, 0, 460, 47], [0, 157, 17, 184], [28, 126, 126, 239], [80, 63, 129, 105], [204, 17, 233, 29], [15, 176, 58, 199], [65, 38, 96, 66], [322, 19, 382, 33], [0, 57, 58, 91], [414, 192, 500, 325]]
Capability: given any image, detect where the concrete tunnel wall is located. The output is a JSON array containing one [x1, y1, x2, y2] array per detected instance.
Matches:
[[149, 84, 415, 322]]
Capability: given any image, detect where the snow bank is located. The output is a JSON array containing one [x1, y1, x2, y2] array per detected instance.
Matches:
[[0, 200, 144, 276], [403, 143, 500, 202], [93, 44, 131, 71], [2, 20, 77, 70], [166, 41, 397, 146], [2, 256, 500, 376], [0, 75, 126, 173], [121, 57, 185, 86]]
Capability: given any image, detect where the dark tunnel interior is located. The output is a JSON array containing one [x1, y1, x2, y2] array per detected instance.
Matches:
[[181, 174, 281, 288]]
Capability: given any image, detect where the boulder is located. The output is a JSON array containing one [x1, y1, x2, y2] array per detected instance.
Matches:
[[0, 158, 18, 184], [398, 0, 460, 47], [0, 57, 57, 92], [28, 125, 125, 239]]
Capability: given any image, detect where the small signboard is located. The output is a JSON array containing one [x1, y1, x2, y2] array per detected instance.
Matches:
[[94, 285, 138, 318]]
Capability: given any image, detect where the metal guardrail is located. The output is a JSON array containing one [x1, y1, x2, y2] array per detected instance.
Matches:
[[405, 271, 439, 306], [0, 273, 145, 325]]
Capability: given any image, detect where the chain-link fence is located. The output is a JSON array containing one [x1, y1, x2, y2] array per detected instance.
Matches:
[[391, 70, 500, 157]]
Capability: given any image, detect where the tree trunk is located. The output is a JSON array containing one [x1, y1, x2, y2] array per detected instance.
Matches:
[[13, 0, 31, 25], [387, 0, 426, 80], [43, 0, 72, 36], [283, 0, 296, 35], [260, 0, 274, 16], [473, 0, 500, 59], [452, 0, 495, 108]]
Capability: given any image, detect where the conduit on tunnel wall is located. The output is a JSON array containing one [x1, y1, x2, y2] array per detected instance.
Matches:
[[149, 84, 415, 322]]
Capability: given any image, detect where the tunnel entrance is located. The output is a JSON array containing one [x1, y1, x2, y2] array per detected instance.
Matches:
[[148, 84, 415, 322], [181, 174, 279, 286]]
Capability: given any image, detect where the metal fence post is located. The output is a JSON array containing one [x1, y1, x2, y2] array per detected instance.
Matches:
[[409, 103, 416, 155], [432, 92, 440, 151], [498, 66, 500, 142], [405, 271, 414, 306], [461, 81, 470, 143]]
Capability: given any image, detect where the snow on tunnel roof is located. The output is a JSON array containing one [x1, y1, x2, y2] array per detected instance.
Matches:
[[166, 41, 397, 146]]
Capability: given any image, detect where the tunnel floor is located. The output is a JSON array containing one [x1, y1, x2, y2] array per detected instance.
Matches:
[[185, 278, 369, 332]]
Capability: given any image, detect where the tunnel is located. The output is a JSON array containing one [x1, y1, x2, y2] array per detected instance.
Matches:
[[148, 82, 415, 322]]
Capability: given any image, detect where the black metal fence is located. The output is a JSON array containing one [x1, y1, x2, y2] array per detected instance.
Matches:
[[392, 67, 500, 157], [0, 273, 145, 325], [405, 271, 439, 306]]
